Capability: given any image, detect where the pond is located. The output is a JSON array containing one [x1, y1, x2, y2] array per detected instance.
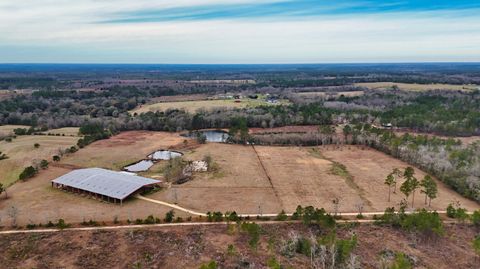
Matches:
[[148, 150, 183, 160], [123, 160, 154, 172], [185, 130, 229, 143]]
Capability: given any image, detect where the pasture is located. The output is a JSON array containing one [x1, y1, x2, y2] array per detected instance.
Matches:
[[355, 82, 479, 91], [0, 135, 78, 186], [0, 131, 477, 226], [130, 97, 289, 114], [0, 125, 30, 136], [40, 127, 80, 137]]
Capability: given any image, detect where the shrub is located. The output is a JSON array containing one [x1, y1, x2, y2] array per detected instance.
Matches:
[[144, 215, 160, 224], [275, 210, 288, 221], [227, 244, 236, 256], [34, 143, 40, 148], [241, 222, 261, 250], [473, 235, 480, 257], [378, 208, 443, 236], [52, 155, 60, 162], [446, 203, 456, 218], [19, 166, 37, 181], [207, 211, 224, 222], [446, 203, 469, 221], [295, 237, 312, 256], [56, 219, 69, 229], [472, 210, 480, 228], [336, 235, 358, 264], [199, 260, 217, 269], [267, 257, 282, 269], [164, 210, 175, 223], [81, 219, 99, 226], [40, 159, 49, 169], [225, 211, 240, 222], [390, 253, 413, 269]]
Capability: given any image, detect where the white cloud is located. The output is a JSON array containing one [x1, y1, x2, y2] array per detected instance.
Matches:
[[0, 1, 479, 63]]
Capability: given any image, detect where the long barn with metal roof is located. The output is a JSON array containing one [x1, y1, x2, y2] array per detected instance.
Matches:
[[51, 168, 161, 204]]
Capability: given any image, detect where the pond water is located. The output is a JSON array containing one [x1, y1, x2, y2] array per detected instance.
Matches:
[[148, 150, 183, 160], [124, 160, 154, 172], [185, 130, 229, 143]]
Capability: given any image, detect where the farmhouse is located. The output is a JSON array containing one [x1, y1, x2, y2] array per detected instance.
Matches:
[[51, 168, 161, 205]]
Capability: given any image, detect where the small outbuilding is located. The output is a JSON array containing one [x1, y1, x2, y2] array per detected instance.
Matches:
[[51, 168, 161, 205]]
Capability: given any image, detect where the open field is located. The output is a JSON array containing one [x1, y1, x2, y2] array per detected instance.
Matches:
[[153, 143, 478, 214], [392, 129, 480, 145], [131, 98, 290, 114], [0, 124, 30, 136], [0, 131, 477, 226], [189, 79, 255, 84], [355, 82, 479, 91], [0, 125, 80, 137], [296, 90, 364, 98], [0, 223, 478, 269], [151, 143, 282, 214], [318, 145, 479, 211], [40, 127, 81, 137], [0, 131, 188, 226], [149, 94, 209, 103], [0, 135, 78, 186]]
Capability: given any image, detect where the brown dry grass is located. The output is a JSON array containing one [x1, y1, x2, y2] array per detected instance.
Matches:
[[131, 98, 289, 114], [0, 165, 186, 227], [319, 145, 479, 211], [0, 135, 78, 186], [297, 91, 364, 97], [0, 131, 188, 226], [355, 82, 479, 91], [62, 131, 185, 170], [0, 125, 30, 136], [1, 132, 477, 227], [40, 127, 80, 137], [151, 143, 282, 214]]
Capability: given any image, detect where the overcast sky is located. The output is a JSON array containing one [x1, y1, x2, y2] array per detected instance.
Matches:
[[1, 0, 480, 64]]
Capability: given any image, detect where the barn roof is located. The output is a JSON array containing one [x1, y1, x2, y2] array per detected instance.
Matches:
[[52, 168, 160, 200]]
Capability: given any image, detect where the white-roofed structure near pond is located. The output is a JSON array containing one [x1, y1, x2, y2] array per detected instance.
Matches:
[[51, 168, 161, 205]]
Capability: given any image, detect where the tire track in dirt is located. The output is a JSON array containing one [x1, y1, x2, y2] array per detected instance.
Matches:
[[251, 145, 285, 210]]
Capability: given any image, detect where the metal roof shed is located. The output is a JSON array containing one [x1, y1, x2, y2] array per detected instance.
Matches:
[[51, 168, 161, 204]]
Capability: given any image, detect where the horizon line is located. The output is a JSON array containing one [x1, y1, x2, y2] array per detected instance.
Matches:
[[2, 62, 480, 65]]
